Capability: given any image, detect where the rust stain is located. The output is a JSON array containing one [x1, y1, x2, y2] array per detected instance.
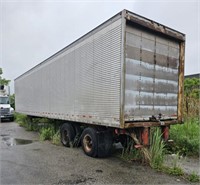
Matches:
[[141, 127, 149, 145], [177, 41, 185, 123], [124, 119, 178, 128], [126, 14, 185, 41]]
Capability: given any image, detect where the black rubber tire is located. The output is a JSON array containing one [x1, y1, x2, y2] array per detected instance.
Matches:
[[60, 123, 75, 147], [72, 123, 82, 147], [73, 124, 82, 136], [81, 127, 98, 157]]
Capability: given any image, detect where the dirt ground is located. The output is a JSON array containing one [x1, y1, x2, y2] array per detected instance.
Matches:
[[0, 121, 198, 184]]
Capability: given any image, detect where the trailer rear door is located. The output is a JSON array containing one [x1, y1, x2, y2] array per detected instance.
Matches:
[[124, 24, 180, 121]]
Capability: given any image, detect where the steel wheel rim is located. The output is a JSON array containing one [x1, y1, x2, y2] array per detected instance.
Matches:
[[83, 134, 92, 153]]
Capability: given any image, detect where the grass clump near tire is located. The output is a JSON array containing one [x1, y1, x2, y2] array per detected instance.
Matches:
[[149, 128, 165, 169], [39, 127, 54, 141], [15, 113, 62, 145], [15, 113, 28, 127], [15, 113, 36, 131], [121, 128, 165, 167], [169, 118, 199, 156], [188, 172, 200, 182], [52, 131, 61, 145]]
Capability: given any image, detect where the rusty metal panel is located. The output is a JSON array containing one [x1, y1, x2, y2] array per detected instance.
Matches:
[[124, 25, 180, 121], [125, 10, 185, 42], [15, 18, 122, 128], [178, 42, 185, 123]]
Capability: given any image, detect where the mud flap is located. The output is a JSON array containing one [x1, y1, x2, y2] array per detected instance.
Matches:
[[97, 130, 113, 158]]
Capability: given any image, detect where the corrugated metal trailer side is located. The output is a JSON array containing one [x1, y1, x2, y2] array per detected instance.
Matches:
[[15, 13, 123, 128]]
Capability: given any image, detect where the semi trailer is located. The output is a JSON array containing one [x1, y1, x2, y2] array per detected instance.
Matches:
[[15, 9, 185, 157]]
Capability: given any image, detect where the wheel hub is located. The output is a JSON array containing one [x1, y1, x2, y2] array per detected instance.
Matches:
[[83, 134, 92, 153]]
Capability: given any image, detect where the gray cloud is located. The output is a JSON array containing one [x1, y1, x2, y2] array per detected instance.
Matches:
[[1, 1, 199, 94]]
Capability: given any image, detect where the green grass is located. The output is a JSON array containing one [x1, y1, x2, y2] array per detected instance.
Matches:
[[39, 127, 54, 141], [15, 113, 61, 145], [161, 166, 184, 176], [15, 113, 35, 131], [188, 172, 200, 182], [52, 131, 61, 145], [169, 118, 200, 156], [121, 128, 165, 167], [149, 128, 165, 169], [121, 138, 143, 162]]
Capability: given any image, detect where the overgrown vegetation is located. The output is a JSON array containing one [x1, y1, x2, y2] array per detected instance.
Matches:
[[162, 166, 184, 176], [121, 125, 199, 182], [169, 118, 200, 156], [10, 94, 15, 109], [15, 113, 61, 145], [121, 128, 165, 167], [188, 172, 200, 182], [39, 127, 54, 141], [149, 128, 165, 169], [184, 78, 200, 117], [168, 77, 200, 157], [15, 113, 31, 130], [121, 138, 142, 162], [52, 131, 61, 145]]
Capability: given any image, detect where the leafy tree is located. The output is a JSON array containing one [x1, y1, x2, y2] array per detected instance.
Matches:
[[10, 94, 15, 109], [184, 77, 200, 116], [184, 77, 200, 99], [0, 68, 10, 86]]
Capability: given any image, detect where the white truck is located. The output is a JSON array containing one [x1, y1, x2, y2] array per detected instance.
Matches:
[[15, 10, 185, 157], [0, 85, 14, 122]]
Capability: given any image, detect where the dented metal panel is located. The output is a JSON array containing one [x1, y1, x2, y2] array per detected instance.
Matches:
[[124, 25, 180, 121]]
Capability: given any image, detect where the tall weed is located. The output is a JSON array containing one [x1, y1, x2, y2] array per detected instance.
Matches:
[[52, 131, 61, 145], [149, 128, 165, 169], [39, 127, 54, 141], [169, 118, 199, 156]]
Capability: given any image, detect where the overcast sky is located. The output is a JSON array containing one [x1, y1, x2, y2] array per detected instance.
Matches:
[[1, 0, 199, 93]]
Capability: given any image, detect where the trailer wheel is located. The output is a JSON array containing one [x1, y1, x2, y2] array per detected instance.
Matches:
[[81, 127, 98, 157], [60, 123, 75, 147], [73, 124, 82, 147]]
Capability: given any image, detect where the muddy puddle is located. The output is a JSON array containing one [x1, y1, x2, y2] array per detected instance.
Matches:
[[1, 136, 35, 146]]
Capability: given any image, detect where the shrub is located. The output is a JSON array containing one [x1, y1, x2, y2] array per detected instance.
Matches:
[[188, 172, 200, 182], [15, 113, 28, 127], [15, 113, 32, 130], [52, 131, 61, 145], [169, 118, 200, 156], [39, 127, 54, 141], [15, 113, 40, 131]]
